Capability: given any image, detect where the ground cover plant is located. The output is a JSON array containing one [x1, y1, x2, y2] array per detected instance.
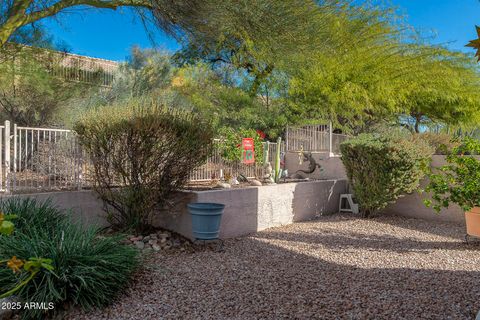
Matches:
[[0, 198, 140, 320], [340, 129, 433, 217]]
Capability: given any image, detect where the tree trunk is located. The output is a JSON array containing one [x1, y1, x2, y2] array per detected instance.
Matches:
[[414, 116, 421, 133]]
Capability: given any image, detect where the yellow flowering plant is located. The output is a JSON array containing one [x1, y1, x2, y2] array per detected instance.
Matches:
[[0, 213, 54, 299]]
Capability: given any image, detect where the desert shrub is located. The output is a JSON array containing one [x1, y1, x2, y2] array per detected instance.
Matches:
[[416, 132, 460, 155], [0, 199, 139, 320], [340, 132, 433, 217], [74, 99, 214, 233]]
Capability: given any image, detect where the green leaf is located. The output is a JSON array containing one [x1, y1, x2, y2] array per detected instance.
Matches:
[[0, 221, 14, 235]]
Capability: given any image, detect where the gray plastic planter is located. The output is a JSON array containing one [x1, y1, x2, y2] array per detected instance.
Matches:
[[187, 202, 225, 240]]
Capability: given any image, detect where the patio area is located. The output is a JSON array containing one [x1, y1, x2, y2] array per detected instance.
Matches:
[[70, 213, 480, 319]]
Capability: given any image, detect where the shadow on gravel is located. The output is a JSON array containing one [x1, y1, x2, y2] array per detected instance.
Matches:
[[253, 229, 478, 253], [67, 217, 480, 320], [372, 214, 466, 240], [67, 234, 480, 320]]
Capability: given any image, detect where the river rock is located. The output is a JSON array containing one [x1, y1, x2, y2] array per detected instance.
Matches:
[[249, 179, 262, 186], [216, 182, 231, 189], [134, 241, 145, 250]]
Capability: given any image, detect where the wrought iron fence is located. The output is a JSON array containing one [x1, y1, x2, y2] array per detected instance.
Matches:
[[189, 140, 286, 181], [286, 123, 348, 155], [0, 121, 349, 193]]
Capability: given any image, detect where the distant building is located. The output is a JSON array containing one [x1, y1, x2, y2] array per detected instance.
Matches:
[[1, 44, 119, 87]]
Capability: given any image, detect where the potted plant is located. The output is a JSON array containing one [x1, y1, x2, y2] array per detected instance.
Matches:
[[424, 137, 480, 238]]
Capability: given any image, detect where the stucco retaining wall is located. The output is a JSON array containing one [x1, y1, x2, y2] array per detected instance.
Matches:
[[285, 152, 466, 224], [284, 152, 347, 180], [383, 155, 466, 224], [155, 179, 348, 239], [0, 179, 347, 239], [0, 190, 108, 226]]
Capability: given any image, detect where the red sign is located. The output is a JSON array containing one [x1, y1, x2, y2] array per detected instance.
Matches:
[[242, 138, 255, 164]]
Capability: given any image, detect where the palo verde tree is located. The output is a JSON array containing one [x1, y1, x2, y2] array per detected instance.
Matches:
[[288, 2, 408, 133], [0, 0, 225, 47], [289, 2, 480, 134], [0, 27, 92, 126], [394, 47, 480, 133], [174, 0, 343, 95], [0, 0, 322, 77]]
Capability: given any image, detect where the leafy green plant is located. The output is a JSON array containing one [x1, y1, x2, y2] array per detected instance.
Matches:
[[340, 132, 433, 217], [416, 132, 460, 155], [217, 127, 264, 164], [424, 137, 480, 212], [0, 199, 55, 305], [0, 199, 139, 320], [0, 213, 15, 235], [0, 257, 54, 299], [75, 98, 214, 233]]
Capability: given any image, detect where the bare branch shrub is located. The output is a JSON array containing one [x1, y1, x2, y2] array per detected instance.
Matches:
[[74, 99, 214, 232]]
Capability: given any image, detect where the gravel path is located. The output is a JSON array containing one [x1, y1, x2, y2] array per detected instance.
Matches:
[[69, 214, 480, 320]]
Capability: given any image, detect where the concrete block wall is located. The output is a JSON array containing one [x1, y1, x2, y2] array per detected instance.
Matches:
[[382, 155, 465, 224], [155, 179, 348, 239], [282, 152, 465, 224], [284, 152, 347, 180], [0, 179, 347, 239], [0, 190, 108, 227]]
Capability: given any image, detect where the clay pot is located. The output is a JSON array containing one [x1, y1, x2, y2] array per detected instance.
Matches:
[[465, 207, 480, 238]]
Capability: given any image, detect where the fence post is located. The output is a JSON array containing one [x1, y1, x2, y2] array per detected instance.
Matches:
[[4, 121, 10, 193], [329, 121, 334, 157], [12, 123, 17, 191], [285, 125, 289, 152]]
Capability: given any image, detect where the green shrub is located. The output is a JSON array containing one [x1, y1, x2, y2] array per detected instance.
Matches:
[[217, 127, 264, 164], [75, 99, 215, 233], [0, 199, 139, 320], [425, 137, 480, 212], [416, 132, 460, 155], [340, 132, 433, 217]]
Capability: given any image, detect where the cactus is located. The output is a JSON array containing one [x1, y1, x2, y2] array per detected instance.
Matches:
[[263, 141, 269, 165], [273, 136, 282, 183]]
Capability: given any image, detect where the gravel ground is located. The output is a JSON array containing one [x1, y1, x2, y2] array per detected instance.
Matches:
[[68, 214, 480, 320]]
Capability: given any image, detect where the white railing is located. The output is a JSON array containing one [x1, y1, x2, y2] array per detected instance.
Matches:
[[0, 121, 349, 193], [11, 125, 85, 192], [189, 141, 286, 181], [286, 122, 348, 156]]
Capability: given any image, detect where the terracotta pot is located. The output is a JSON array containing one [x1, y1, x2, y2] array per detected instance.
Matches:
[[465, 207, 480, 237]]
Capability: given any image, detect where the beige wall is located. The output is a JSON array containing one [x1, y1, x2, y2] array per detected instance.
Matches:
[[156, 179, 348, 239], [1, 179, 347, 239], [0, 190, 108, 226], [383, 155, 466, 224], [284, 152, 347, 180], [283, 152, 466, 224]]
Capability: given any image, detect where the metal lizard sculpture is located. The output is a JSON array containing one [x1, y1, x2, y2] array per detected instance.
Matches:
[[296, 152, 322, 175]]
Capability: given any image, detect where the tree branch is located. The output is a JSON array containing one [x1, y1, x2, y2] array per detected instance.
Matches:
[[25, 0, 153, 25], [0, 0, 153, 46]]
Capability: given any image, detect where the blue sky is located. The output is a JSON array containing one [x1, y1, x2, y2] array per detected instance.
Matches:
[[43, 0, 480, 61]]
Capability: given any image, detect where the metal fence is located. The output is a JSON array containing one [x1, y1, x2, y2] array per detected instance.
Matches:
[[2, 44, 118, 88], [0, 121, 349, 193], [10, 125, 86, 192], [286, 123, 349, 155], [50, 51, 118, 87], [189, 141, 285, 181], [0, 122, 87, 193]]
